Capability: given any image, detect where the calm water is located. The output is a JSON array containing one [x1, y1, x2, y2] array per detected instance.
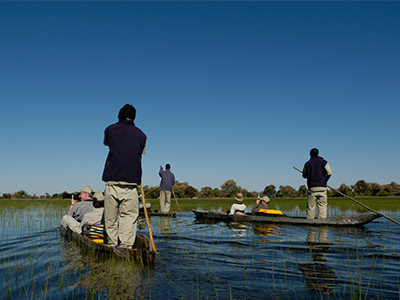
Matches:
[[1, 201, 400, 300]]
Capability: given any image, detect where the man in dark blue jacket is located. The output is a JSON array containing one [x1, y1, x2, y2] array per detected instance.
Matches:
[[302, 148, 332, 219], [102, 104, 147, 249]]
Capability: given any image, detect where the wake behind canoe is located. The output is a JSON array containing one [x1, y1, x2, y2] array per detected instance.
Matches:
[[192, 209, 382, 227]]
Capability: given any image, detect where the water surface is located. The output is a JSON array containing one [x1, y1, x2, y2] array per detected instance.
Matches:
[[1, 201, 399, 299]]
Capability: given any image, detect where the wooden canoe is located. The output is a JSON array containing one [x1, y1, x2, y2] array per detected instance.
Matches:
[[60, 225, 156, 263], [192, 209, 382, 227], [139, 210, 176, 217]]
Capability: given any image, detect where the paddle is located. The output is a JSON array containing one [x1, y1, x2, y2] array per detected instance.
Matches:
[[293, 166, 400, 226], [140, 183, 157, 253], [172, 190, 182, 217]]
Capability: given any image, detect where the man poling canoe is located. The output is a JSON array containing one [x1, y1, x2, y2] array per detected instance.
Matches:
[[293, 166, 400, 226]]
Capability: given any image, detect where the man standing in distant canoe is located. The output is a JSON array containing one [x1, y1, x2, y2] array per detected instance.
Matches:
[[102, 104, 147, 249], [302, 148, 332, 219], [158, 164, 175, 213]]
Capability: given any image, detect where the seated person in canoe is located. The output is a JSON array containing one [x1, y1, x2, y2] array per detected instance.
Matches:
[[251, 195, 270, 213], [227, 193, 247, 215], [61, 191, 104, 234], [139, 194, 151, 212], [60, 185, 94, 228]]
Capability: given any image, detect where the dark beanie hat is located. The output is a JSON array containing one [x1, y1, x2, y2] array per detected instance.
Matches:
[[310, 148, 319, 157], [118, 104, 136, 121]]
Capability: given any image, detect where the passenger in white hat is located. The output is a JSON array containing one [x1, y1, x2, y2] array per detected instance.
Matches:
[[227, 193, 247, 215]]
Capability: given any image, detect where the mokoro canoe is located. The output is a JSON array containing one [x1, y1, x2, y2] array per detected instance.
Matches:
[[192, 209, 382, 227], [60, 225, 156, 263], [139, 210, 176, 217]]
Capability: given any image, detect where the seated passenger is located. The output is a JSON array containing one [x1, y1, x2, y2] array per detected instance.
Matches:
[[60, 185, 94, 229], [228, 193, 247, 215], [80, 191, 105, 229], [60, 190, 104, 235], [251, 195, 270, 214], [138, 194, 151, 212]]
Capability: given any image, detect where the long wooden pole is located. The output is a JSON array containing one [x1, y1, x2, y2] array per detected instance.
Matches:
[[172, 191, 182, 217], [293, 166, 400, 225], [140, 183, 157, 253]]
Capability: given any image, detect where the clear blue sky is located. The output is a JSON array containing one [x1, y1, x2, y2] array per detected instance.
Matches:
[[1, 1, 399, 196]]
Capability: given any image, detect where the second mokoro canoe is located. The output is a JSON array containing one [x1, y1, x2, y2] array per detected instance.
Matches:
[[192, 209, 382, 227]]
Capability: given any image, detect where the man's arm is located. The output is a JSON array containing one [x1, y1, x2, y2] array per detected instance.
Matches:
[[302, 165, 307, 178], [325, 162, 332, 182], [67, 195, 77, 214]]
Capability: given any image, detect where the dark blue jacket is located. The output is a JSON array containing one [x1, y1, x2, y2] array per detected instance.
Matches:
[[102, 120, 147, 184], [303, 156, 329, 188], [159, 169, 175, 191]]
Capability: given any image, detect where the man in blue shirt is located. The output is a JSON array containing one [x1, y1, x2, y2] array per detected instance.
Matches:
[[158, 164, 175, 213]]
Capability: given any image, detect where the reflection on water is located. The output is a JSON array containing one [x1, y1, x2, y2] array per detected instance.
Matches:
[[253, 223, 282, 238], [61, 240, 151, 299], [159, 216, 171, 233], [1, 202, 400, 299], [299, 228, 337, 295], [228, 222, 247, 237]]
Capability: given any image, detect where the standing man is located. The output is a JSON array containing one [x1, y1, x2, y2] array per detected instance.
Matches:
[[102, 104, 147, 249], [302, 148, 332, 219], [158, 164, 175, 213]]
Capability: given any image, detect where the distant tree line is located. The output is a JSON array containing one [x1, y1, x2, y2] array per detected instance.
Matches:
[[2, 179, 399, 200]]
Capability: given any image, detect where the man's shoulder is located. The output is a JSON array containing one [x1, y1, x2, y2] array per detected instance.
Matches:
[[76, 201, 93, 207]]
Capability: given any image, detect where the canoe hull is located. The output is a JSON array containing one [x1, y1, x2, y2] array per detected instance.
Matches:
[[192, 209, 382, 226], [139, 211, 176, 217], [60, 226, 155, 263]]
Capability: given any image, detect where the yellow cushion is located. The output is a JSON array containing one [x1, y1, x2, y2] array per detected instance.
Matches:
[[257, 209, 283, 215]]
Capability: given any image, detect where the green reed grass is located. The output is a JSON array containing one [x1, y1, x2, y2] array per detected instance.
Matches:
[[1, 199, 398, 299]]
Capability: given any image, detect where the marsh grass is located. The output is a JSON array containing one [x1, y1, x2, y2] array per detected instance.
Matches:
[[1, 199, 399, 299]]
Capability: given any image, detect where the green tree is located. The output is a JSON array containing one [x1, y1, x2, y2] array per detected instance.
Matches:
[[298, 185, 307, 197], [2, 193, 12, 199], [263, 185, 276, 198], [185, 186, 198, 198], [13, 190, 29, 198], [352, 180, 369, 196], [337, 183, 352, 196], [143, 185, 160, 199], [198, 186, 213, 198], [173, 181, 188, 198], [241, 188, 254, 197], [369, 182, 382, 196], [276, 185, 297, 198], [220, 179, 239, 198], [209, 188, 220, 198], [388, 182, 400, 195]]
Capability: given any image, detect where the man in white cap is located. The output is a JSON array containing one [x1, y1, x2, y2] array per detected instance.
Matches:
[[60, 185, 94, 229], [61, 191, 105, 234], [251, 195, 270, 214]]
